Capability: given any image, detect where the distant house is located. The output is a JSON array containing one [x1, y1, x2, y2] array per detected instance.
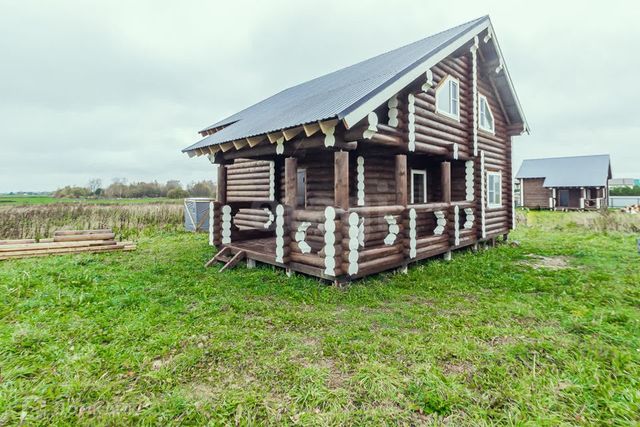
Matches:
[[516, 155, 611, 210]]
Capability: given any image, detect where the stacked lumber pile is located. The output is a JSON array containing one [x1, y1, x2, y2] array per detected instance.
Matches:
[[621, 204, 640, 214], [0, 229, 136, 260]]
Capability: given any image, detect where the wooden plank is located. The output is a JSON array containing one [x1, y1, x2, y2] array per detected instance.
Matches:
[[219, 251, 246, 273], [0, 240, 116, 253], [53, 229, 112, 236], [334, 151, 349, 210], [53, 233, 115, 243], [0, 239, 36, 245], [284, 157, 297, 207]]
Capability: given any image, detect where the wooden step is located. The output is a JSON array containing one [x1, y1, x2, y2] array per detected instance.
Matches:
[[219, 251, 246, 273]]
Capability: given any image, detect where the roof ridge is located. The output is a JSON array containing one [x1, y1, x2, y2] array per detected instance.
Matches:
[[522, 154, 610, 162], [201, 16, 489, 133]]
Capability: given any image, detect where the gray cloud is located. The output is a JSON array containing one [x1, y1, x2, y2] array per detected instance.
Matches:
[[1, 0, 638, 192]]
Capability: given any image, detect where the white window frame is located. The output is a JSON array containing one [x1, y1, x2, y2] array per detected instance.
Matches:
[[435, 75, 460, 121], [487, 171, 502, 209], [478, 94, 495, 134], [410, 169, 427, 204]]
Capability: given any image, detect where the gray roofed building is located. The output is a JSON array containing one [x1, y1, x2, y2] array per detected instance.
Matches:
[[182, 15, 527, 154], [516, 155, 612, 188]]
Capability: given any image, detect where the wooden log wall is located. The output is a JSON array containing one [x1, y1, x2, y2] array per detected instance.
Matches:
[[279, 153, 335, 209], [349, 155, 397, 207], [226, 159, 275, 202], [342, 205, 405, 278], [409, 57, 472, 159], [289, 208, 343, 277], [476, 70, 511, 238], [521, 178, 551, 208]]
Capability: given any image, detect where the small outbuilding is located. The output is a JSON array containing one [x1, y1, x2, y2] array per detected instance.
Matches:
[[516, 155, 612, 210]]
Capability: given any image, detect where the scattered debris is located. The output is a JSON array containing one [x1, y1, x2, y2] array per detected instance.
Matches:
[[621, 204, 640, 214]]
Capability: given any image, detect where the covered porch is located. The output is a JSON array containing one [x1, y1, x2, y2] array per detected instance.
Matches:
[[207, 147, 482, 281]]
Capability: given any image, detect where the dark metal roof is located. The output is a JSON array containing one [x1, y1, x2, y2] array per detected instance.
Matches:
[[516, 155, 612, 188], [183, 15, 525, 154]]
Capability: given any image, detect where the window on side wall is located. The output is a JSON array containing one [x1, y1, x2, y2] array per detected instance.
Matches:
[[411, 169, 427, 204], [487, 171, 502, 208], [435, 75, 460, 120], [479, 94, 495, 133]]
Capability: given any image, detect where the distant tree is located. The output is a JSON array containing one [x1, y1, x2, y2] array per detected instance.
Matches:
[[187, 180, 216, 198], [87, 178, 102, 195], [167, 188, 189, 199], [610, 185, 640, 196], [53, 186, 92, 198]]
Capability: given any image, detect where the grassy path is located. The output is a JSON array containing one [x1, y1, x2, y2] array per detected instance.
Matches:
[[0, 212, 638, 425]]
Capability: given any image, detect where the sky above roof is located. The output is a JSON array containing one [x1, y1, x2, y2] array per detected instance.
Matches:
[[0, 0, 638, 192]]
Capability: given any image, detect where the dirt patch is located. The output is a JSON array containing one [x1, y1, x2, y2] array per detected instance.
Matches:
[[521, 254, 571, 270], [441, 360, 475, 378]]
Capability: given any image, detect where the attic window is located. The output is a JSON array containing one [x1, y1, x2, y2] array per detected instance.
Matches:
[[479, 95, 495, 133], [436, 75, 460, 120]]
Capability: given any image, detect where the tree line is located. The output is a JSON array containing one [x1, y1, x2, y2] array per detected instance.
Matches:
[[610, 186, 640, 196], [53, 179, 216, 199]]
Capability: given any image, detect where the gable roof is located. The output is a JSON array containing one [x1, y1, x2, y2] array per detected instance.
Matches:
[[516, 155, 612, 188], [183, 15, 527, 154]]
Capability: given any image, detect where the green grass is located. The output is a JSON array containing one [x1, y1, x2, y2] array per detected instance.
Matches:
[[0, 211, 639, 425], [0, 195, 181, 206]]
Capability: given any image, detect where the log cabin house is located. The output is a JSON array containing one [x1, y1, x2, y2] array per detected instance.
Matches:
[[516, 155, 611, 210], [182, 16, 528, 281]]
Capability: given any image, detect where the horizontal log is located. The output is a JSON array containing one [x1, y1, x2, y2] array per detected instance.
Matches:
[[53, 229, 112, 236], [53, 233, 115, 243], [0, 240, 117, 253], [348, 205, 405, 216], [0, 239, 37, 245]]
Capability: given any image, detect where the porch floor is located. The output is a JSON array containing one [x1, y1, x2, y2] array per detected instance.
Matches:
[[225, 237, 282, 267]]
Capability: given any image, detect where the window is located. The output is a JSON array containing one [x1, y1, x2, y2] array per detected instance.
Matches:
[[436, 75, 460, 120], [487, 171, 502, 208], [411, 169, 427, 204], [296, 169, 306, 208], [479, 95, 494, 133]]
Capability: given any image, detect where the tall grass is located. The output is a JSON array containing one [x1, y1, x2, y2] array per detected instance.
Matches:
[[0, 203, 184, 240]]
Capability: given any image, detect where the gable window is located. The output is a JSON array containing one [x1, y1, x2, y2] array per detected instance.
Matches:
[[410, 169, 427, 204], [487, 171, 502, 208], [479, 94, 494, 133], [436, 75, 460, 120]]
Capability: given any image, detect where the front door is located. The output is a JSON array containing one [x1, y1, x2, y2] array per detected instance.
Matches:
[[558, 189, 570, 207]]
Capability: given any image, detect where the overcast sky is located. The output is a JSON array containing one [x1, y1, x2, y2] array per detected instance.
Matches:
[[1, 0, 638, 192]]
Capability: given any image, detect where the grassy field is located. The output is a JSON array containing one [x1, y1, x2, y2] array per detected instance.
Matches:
[[0, 195, 181, 206], [0, 211, 639, 425]]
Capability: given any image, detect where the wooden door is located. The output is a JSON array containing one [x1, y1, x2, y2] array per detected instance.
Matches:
[[558, 189, 570, 207]]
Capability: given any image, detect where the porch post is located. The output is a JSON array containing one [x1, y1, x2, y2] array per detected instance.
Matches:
[[395, 154, 408, 206], [441, 161, 451, 203], [580, 187, 585, 209], [216, 164, 227, 204], [284, 157, 297, 207], [334, 151, 349, 210]]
